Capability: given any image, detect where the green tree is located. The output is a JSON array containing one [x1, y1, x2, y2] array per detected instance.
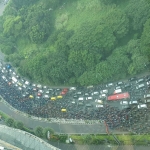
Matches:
[[6, 118, 15, 127], [35, 126, 44, 138], [16, 121, 24, 130], [125, 0, 150, 30], [141, 18, 150, 58]]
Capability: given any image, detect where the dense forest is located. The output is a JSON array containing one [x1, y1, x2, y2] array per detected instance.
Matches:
[[0, 0, 150, 86]]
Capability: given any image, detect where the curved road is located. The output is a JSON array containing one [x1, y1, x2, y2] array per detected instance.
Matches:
[[0, 1, 108, 134], [0, 99, 106, 134]]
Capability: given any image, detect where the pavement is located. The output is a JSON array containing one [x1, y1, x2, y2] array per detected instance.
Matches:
[[0, 100, 107, 134]]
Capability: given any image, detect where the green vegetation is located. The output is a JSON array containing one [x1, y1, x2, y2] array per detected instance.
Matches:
[[0, 0, 150, 86], [1, 111, 150, 145]]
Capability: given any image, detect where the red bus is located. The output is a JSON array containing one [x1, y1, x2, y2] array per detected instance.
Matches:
[[107, 92, 130, 101]]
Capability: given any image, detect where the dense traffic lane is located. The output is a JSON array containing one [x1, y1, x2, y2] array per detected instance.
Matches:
[[0, 100, 107, 134]]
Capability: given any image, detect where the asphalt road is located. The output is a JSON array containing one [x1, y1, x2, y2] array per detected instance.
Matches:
[[0, 100, 107, 134]]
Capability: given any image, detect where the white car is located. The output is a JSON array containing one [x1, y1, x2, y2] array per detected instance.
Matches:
[[25, 81, 30, 85], [120, 101, 128, 105], [43, 95, 49, 99], [129, 101, 138, 105], [69, 87, 76, 91], [100, 90, 108, 94], [106, 83, 113, 87], [144, 94, 150, 99], [96, 105, 104, 108], [72, 101, 76, 104], [37, 84, 42, 88], [38, 90, 44, 93], [138, 104, 147, 109], [144, 99, 150, 103], [86, 97, 93, 100], [91, 91, 99, 95], [95, 99, 103, 104], [99, 94, 107, 98]]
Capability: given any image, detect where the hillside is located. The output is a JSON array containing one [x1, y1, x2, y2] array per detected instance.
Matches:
[[0, 0, 150, 86]]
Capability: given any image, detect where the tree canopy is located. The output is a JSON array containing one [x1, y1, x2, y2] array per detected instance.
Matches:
[[0, 0, 150, 86]]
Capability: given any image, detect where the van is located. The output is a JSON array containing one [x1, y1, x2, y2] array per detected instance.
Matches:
[[144, 94, 150, 99], [114, 89, 122, 94], [78, 97, 84, 101], [61, 109, 67, 112], [57, 95, 63, 99], [51, 97, 56, 100], [136, 84, 145, 89]]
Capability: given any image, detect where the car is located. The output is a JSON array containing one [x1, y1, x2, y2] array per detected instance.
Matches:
[[86, 97, 93, 100], [129, 101, 138, 105], [144, 99, 150, 103], [69, 87, 76, 91], [37, 84, 42, 89], [120, 101, 128, 105], [76, 91, 82, 95], [128, 77, 136, 82], [33, 88, 38, 91], [43, 86, 47, 89], [17, 82, 22, 86], [96, 104, 104, 108], [116, 81, 124, 86], [99, 93, 107, 98], [38, 90, 44, 93], [136, 78, 144, 84], [29, 95, 34, 99], [37, 92, 42, 96], [145, 76, 150, 81], [25, 81, 30, 85], [114, 89, 122, 94], [60, 91, 67, 95], [73, 95, 78, 99], [18, 87, 22, 91], [45, 90, 50, 94], [136, 84, 145, 89], [85, 104, 93, 107], [115, 86, 121, 90], [84, 93, 89, 96], [147, 81, 150, 86], [100, 90, 108, 94], [124, 83, 131, 88], [78, 102, 84, 105], [71, 101, 76, 104], [63, 88, 68, 92], [95, 99, 103, 104], [137, 104, 147, 109], [32, 84, 36, 87], [91, 91, 99, 96], [144, 94, 150, 99], [43, 95, 49, 99], [106, 83, 113, 87]]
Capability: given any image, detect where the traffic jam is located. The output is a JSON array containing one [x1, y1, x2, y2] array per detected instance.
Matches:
[[0, 61, 150, 134]]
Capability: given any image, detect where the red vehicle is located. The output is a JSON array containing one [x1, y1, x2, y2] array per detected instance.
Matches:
[[60, 91, 66, 95], [62, 88, 68, 92], [107, 92, 130, 101], [37, 92, 42, 96]]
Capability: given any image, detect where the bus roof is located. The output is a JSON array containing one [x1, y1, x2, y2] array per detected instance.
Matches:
[[107, 92, 130, 101]]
